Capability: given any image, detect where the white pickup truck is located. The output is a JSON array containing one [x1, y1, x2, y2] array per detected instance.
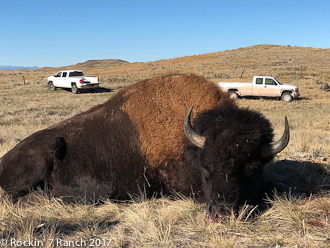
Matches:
[[47, 70, 100, 94], [218, 76, 300, 102]]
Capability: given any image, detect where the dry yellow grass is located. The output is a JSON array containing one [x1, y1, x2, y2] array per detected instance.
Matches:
[[1, 190, 330, 247], [0, 44, 330, 247]]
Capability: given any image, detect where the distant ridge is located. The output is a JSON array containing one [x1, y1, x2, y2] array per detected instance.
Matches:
[[0, 59, 128, 71], [0, 65, 39, 70], [69, 59, 129, 69]]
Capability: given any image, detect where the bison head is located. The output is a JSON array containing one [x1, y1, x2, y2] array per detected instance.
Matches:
[[184, 105, 289, 218]]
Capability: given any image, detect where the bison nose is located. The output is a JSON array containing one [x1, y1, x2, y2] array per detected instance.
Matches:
[[208, 203, 233, 222]]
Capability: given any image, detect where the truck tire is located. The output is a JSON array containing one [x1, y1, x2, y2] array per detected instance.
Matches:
[[48, 81, 56, 91], [228, 90, 238, 100], [71, 83, 79, 94], [281, 92, 293, 102]]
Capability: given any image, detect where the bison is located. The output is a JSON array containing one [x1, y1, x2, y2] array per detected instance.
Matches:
[[0, 74, 289, 217]]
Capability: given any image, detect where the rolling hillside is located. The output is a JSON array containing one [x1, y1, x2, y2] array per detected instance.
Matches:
[[1, 44, 330, 87]]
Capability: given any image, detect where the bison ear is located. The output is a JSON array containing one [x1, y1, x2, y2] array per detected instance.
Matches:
[[54, 137, 66, 160]]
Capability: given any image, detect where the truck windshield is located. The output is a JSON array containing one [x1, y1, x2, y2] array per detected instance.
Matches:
[[69, 71, 84, 77], [274, 78, 283, 85]]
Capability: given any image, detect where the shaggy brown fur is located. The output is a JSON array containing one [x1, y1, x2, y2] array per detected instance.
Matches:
[[121, 74, 233, 167], [0, 74, 233, 201]]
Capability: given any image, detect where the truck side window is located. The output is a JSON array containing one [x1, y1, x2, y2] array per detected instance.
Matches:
[[62, 72, 67, 77], [55, 72, 61, 77], [265, 78, 274, 85], [69, 71, 84, 77], [256, 78, 263, 84]]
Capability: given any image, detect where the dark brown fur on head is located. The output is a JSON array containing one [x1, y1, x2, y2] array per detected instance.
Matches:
[[188, 105, 275, 217]]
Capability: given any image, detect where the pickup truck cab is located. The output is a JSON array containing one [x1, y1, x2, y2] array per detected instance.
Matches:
[[47, 70, 99, 94], [218, 76, 300, 102]]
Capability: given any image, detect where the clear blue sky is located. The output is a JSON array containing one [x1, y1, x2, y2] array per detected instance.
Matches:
[[1, 0, 329, 67]]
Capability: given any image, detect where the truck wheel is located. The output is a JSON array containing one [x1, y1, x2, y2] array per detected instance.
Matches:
[[228, 91, 238, 100], [281, 92, 293, 102], [71, 83, 79, 94], [48, 81, 56, 91]]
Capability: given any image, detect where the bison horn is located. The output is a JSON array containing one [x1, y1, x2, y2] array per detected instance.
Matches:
[[261, 117, 290, 157], [184, 105, 206, 148]]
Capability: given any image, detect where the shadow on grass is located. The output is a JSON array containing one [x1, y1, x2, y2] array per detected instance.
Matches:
[[1, 219, 120, 239], [33, 220, 120, 237], [57, 87, 115, 94], [263, 159, 330, 196]]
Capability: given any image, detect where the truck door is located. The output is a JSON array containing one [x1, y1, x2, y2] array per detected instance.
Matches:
[[263, 78, 280, 96], [59, 72, 68, 88], [53, 72, 62, 87], [253, 77, 264, 95]]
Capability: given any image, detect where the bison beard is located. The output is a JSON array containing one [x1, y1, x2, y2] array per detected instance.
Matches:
[[0, 74, 289, 218]]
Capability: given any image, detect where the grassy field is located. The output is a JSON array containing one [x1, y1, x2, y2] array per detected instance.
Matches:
[[0, 44, 330, 247]]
